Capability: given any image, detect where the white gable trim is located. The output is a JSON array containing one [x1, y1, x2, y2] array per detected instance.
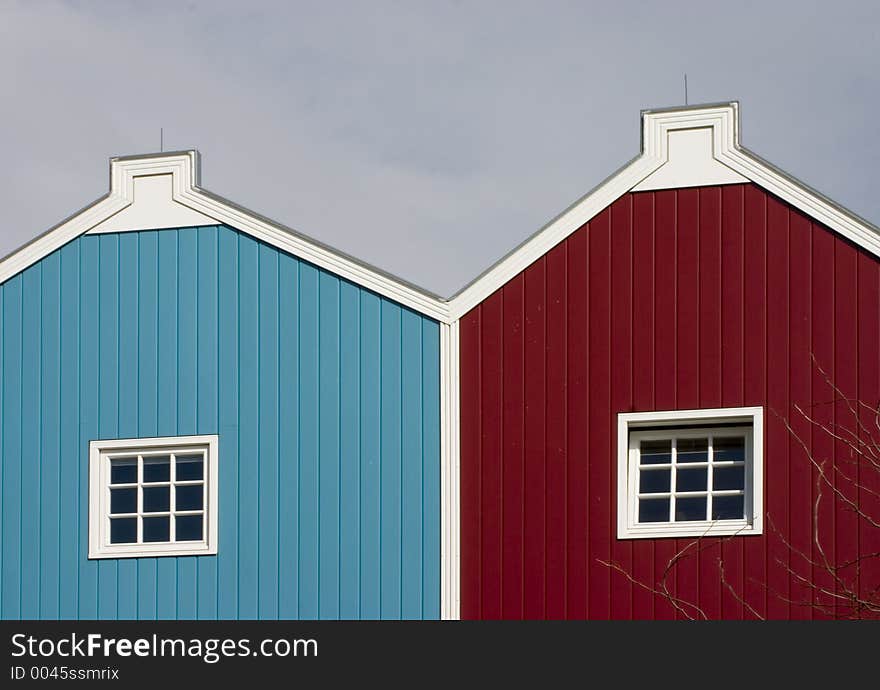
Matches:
[[632, 127, 748, 191], [0, 150, 449, 322], [445, 102, 880, 319], [4, 103, 878, 324], [88, 173, 218, 234]]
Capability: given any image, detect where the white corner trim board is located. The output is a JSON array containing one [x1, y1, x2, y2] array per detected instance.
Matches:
[[439, 320, 461, 620]]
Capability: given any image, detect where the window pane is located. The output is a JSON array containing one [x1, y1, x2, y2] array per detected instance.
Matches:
[[143, 516, 170, 542], [676, 467, 708, 493], [110, 518, 137, 544], [143, 486, 170, 513], [110, 458, 137, 484], [176, 515, 203, 541], [176, 454, 204, 481], [143, 456, 170, 483], [640, 439, 671, 465], [712, 495, 744, 520], [638, 498, 670, 523], [714, 436, 745, 463], [675, 496, 707, 521], [677, 438, 708, 463], [175, 484, 203, 511], [713, 465, 745, 491], [639, 468, 671, 494], [110, 488, 137, 514]]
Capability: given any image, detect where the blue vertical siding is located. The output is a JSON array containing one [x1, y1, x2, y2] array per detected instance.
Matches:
[[0, 225, 440, 620], [196, 227, 219, 619], [136, 231, 159, 619], [2, 276, 22, 619], [359, 293, 382, 618], [58, 242, 80, 618]]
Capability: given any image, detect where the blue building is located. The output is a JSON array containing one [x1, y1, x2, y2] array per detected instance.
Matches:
[[0, 152, 452, 619]]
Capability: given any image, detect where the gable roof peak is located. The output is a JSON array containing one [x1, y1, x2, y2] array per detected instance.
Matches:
[[446, 100, 880, 318]]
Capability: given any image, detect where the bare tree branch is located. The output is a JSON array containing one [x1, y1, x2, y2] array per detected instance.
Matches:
[[599, 354, 880, 619]]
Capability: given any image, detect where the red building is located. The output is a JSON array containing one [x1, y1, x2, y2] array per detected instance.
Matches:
[[450, 103, 880, 619]]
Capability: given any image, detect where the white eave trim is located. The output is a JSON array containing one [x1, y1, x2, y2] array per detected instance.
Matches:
[[1, 102, 877, 322], [445, 101, 880, 319], [0, 150, 450, 322]]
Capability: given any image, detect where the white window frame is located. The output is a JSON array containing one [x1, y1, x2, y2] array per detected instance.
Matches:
[[88, 435, 219, 559], [617, 407, 763, 540]]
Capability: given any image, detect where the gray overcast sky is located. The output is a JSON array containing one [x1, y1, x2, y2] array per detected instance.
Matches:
[[1, 1, 878, 296]]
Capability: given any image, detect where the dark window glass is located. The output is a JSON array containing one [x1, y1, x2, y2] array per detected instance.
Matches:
[[639, 469, 671, 494], [143, 516, 170, 542], [176, 455, 204, 481], [712, 495, 745, 520], [714, 436, 745, 463], [110, 518, 137, 544], [677, 438, 708, 463], [676, 467, 708, 493], [176, 515, 203, 541], [675, 496, 707, 521], [143, 456, 170, 483], [713, 466, 745, 491], [640, 439, 672, 465], [110, 488, 137, 514], [638, 498, 670, 523], [110, 458, 137, 484], [143, 486, 170, 513], [175, 485, 203, 511]]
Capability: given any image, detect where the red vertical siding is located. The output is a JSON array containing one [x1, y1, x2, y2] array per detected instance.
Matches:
[[811, 222, 835, 617], [858, 252, 880, 606], [610, 195, 633, 619], [546, 243, 568, 618], [587, 209, 611, 619], [501, 274, 525, 619], [652, 190, 679, 619], [631, 192, 655, 618], [566, 231, 589, 618], [834, 241, 859, 616], [765, 194, 791, 619], [742, 184, 767, 619], [460, 305, 482, 616], [460, 183, 880, 620], [522, 260, 546, 618], [719, 185, 745, 618], [674, 189, 700, 617], [479, 291, 503, 619], [788, 208, 812, 620]]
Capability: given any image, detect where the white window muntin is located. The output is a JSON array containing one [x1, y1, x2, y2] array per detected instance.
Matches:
[[629, 426, 752, 525], [89, 435, 219, 559], [617, 407, 763, 540]]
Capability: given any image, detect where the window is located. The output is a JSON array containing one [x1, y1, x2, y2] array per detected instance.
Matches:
[[88, 435, 219, 559], [617, 408, 763, 539]]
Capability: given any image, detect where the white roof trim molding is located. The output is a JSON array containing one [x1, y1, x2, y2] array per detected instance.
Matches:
[[87, 155, 217, 234], [445, 101, 880, 319], [3, 102, 879, 324], [0, 150, 449, 321], [632, 106, 748, 191]]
